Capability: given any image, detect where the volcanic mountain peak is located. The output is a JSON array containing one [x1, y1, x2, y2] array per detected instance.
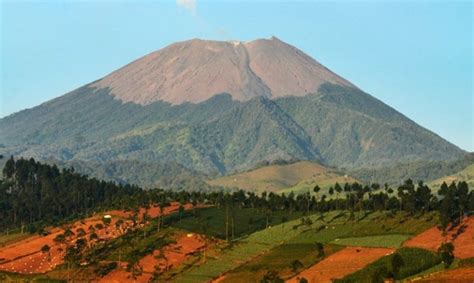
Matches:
[[91, 37, 355, 105]]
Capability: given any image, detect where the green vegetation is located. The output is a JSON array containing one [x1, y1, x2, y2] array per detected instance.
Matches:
[[0, 229, 30, 246], [336, 247, 441, 282], [208, 161, 357, 194], [430, 163, 474, 191], [352, 153, 474, 187], [0, 83, 466, 185], [85, 220, 175, 265], [0, 271, 66, 283], [0, 157, 145, 230], [331, 234, 410, 248], [171, 207, 306, 239]]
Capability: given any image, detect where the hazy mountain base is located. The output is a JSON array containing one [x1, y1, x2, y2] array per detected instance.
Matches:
[[0, 84, 465, 186], [352, 153, 474, 187]]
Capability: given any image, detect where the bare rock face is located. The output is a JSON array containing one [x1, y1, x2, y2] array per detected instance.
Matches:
[[92, 36, 355, 105]]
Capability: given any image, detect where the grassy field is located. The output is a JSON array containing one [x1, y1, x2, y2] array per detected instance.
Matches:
[[171, 207, 307, 239], [429, 163, 474, 190], [207, 161, 357, 193], [0, 231, 32, 246], [335, 247, 441, 282], [331, 234, 410, 248], [290, 211, 437, 245], [279, 174, 358, 195]]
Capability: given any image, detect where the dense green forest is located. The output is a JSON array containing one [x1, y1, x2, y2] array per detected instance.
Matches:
[[1, 157, 473, 234]]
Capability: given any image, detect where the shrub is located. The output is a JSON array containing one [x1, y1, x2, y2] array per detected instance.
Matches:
[[94, 262, 118, 276]]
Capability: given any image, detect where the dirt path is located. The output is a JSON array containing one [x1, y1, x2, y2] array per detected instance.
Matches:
[[286, 247, 394, 283], [403, 217, 474, 259]]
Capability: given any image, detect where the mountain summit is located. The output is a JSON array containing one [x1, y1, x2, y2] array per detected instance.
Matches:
[[92, 37, 354, 105], [0, 37, 466, 186]]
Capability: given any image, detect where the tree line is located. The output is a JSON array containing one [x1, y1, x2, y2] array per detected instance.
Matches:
[[1, 156, 473, 233]]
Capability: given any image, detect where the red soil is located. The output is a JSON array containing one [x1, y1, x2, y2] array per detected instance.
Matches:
[[107, 202, 194, 221], [409, 267, 474, 282], [403, 217, 474, 259], [0, 202, 194, 275], [287, 247, 394, 283], [100, 233, 206, 282]]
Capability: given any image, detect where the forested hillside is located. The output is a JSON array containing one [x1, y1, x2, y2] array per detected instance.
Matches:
[[2, 157, 473, 234], [0, 84, 465, 185]]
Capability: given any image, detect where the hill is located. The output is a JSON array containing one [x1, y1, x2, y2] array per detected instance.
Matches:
[[0, 38, 466, 186], [208, 161, 356, 193], [352, 153, 474, 186], [429, 163, 474, 189]]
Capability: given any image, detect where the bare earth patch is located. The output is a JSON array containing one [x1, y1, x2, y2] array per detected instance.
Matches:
[[286, 247, 394, 283], [403, 217, 474, 259], [99, 233, 206, 282]]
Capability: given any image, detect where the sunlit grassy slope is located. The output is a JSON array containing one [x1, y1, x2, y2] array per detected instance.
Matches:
[[429, 163, 474, 189], [208, 161, 358, 193]]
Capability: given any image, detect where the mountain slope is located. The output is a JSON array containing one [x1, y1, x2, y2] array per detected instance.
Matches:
[[429, 163, 474, 189], [208, 161, 356, 193], [0, 38, 466, 185]]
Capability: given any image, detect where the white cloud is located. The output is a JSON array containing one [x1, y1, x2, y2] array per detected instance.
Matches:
[[176, 0, 197, 14]]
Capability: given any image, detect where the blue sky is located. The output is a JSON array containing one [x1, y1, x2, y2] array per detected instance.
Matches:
[[1, 0, 472, 151]]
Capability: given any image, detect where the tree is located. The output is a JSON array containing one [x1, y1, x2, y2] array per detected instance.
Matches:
[[41, 244, 50, 253], [76, 228, 86, 237], [390, 253, 404, 278], [291, 260, 304, 272], [438, 242, 455, 268], [54, 234, 66, 244], [315, 242, 325, 257], [260, 270, 284, 283]]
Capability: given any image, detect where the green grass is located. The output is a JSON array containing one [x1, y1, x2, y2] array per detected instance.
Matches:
[[0, 231, 31, 246], [402, 258, 462, 282], [335, 247, 441, 283], [0, 271, 66, 282], [331, 234, 411, 248], [171, 207, 307, 239], [290, 211, 437, 245], [429, 163, 474, 191]]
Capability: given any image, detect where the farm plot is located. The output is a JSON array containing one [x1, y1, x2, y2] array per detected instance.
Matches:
[[331, 234, 410, 248], [172, 211, 345, 283], [171, 207, 307, 239], [336, 247, 441, 282], [404, 217, 474, 259], [99, 232, 207, 282], [287, 247, 394, 283], [0, 202, 194, 275], [409, 267, 474, 282], [219, 243, 343, 283]]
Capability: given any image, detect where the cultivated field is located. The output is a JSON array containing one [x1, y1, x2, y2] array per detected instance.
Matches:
[[409, 267, 474, 282], [403, 217, 474, 259], [287, 246, 394, 283], [331, 234, 410, 248], [0, 202, 193, 275]]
